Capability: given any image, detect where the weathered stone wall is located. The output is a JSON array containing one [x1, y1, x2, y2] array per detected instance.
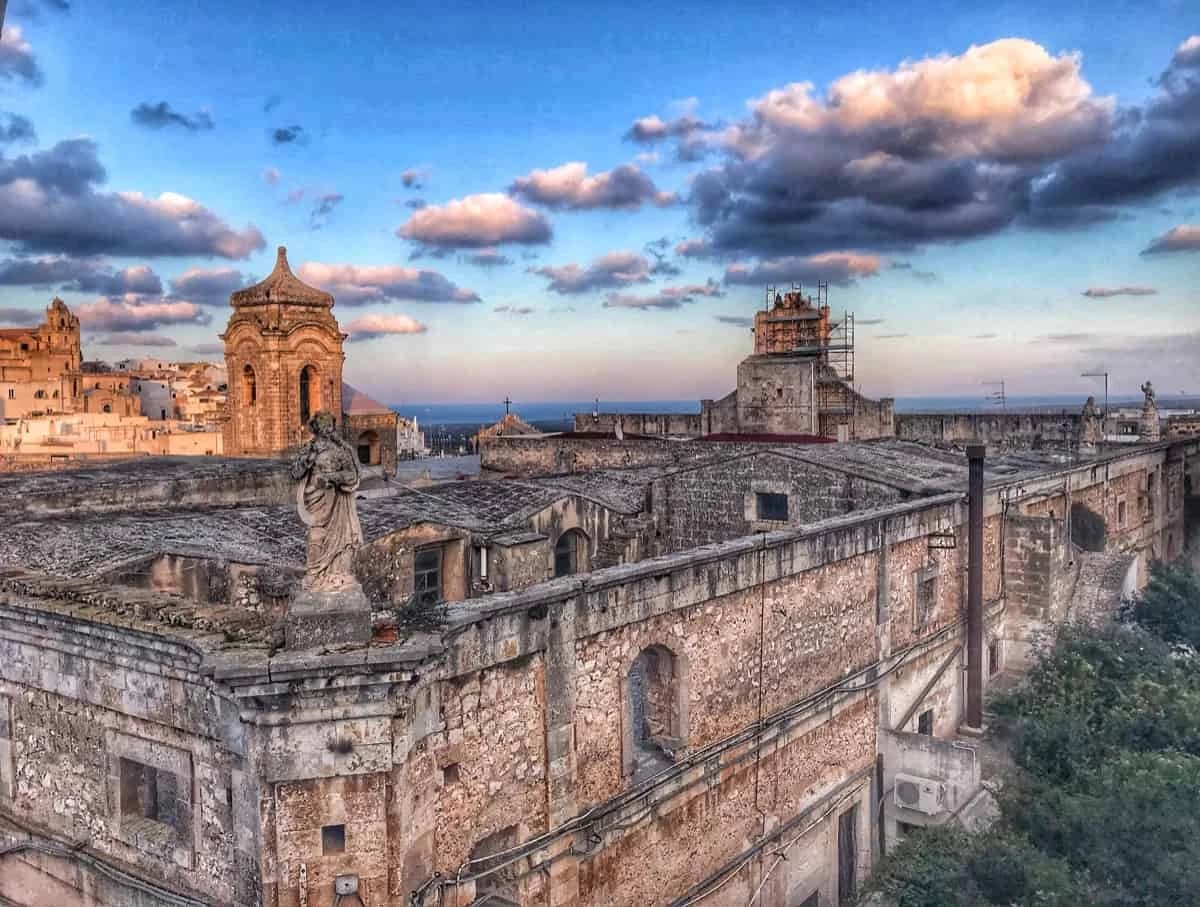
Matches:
[[735, 355, 818, 435], [895, 412, 1080, 447], [650, 451, 906, 552], [3, 458, 290, 520], [344, 411, 399, 474], [355, 524, 470, 607], [480, 434, 751, 476], [0, 604, 255, 906], [571, 412, 703, 437]]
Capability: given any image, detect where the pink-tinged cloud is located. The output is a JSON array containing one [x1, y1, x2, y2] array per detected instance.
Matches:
[[297, 262, 479, 304], [397, 193, 551, 249], [744, 38, 1110, 161], [77, 296, 211, 331], [1142, 224, 1200, 255], [263, 167, 281, 185], [603, 279, 723, 310], [530, 251, 651, 294], [724, 252, 883, 287], [345, 313, 429, 341], [1081, 286, 1157, 298], [92, 332, 179, 348], [0, 26, 42, 86], [509, 162, 675, 211]]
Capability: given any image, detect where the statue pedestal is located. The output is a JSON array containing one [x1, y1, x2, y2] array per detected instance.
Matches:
[[286, 584, 372, 649]]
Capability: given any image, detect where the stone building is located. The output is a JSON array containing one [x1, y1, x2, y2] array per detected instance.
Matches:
[[0, 298, 83, 419], [576, 287, 894, 443], [222, 246, 346, 458], [343, 383, 400, 474], [0, 432, 1196, 906]]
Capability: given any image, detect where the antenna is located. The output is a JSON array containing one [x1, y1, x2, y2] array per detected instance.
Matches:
[[982, 378, 1006, 411]]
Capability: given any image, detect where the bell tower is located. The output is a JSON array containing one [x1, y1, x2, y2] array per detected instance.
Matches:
[[221, 246, 346, 457]]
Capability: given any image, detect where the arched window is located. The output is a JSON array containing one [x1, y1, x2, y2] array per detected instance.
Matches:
[[242, 364, 257, 406], [102, 404, 112, 414], [356, 429, 381, 466], [299, 365, 319, 425], [623, 645, 687, 783], [554, 528, 589, 577], [33, 389, 45, 399]]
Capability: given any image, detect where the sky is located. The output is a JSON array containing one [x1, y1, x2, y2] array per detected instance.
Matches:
[[0, 0, 1197, 406]]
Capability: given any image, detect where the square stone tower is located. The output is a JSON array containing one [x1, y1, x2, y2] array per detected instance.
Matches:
[[221, 246, 346, 457]]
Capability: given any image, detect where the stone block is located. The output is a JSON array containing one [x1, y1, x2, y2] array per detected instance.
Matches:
[[286, 587, 372, 650]]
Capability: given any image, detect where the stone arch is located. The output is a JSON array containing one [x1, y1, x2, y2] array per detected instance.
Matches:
[[1071, 502, 1107, 552], [242, 364, 257, 406], [553, 527, 589, 577], [356, 429, 381, 466], [299, 364, 320, 425], [622, 644, 688, 783]]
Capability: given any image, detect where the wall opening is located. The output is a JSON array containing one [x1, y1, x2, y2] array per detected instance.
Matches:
[[242, 364, 257, 406], [625, 645, 684, 783], [357, 429, 381, 466], [299, 364, 319, 425], [414, 546, 442, 606], [468, 825, 521, 903], [756, 491, 789, 521], [119, 757, 183, 837], [553, 528, 588, 577], [322, 824, 346, 855], [838, 804, 859, 904], [1070, 502, 1107, 552]]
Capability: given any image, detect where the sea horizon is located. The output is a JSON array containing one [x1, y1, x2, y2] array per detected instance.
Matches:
[[392, 392, 1198, 426]]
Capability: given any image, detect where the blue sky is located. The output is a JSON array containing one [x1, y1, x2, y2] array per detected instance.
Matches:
[[1, 0, 1197, 405]]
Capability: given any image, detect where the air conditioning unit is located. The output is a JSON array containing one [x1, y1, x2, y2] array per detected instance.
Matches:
[[894, 773, 945, 815]]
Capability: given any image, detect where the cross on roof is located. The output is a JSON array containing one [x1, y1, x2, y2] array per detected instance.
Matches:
[[503, 396, 512, 415]]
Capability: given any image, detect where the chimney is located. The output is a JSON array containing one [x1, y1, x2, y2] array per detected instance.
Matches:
[[965, 443, 986, 731]]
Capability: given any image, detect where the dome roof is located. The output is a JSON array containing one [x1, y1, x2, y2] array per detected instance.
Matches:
[[230, 246, 333, 308]]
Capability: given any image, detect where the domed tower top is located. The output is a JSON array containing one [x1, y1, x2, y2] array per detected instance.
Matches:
[[45, 296, 79, 331], [230, 246, 334, 309]]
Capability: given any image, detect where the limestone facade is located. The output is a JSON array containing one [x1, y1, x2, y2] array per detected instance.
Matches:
[[0, 439, 1195, 905], [222, 247, 346, 458], [0, 298, 83, 420]]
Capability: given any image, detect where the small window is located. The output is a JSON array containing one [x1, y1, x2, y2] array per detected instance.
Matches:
[[914, 569, 938, 627], [6, 389, 13, 400], [321, 824, 345, 855], [119, 757, 184, 836], [443, 763, 461, 786], [756, 492, 789, 521], [414, 547, 442, 606], [1117, 499, 1127, 528], [988, 639, 1000, 676], [897, 821, 923, 839], [917, 709, 933, 736]]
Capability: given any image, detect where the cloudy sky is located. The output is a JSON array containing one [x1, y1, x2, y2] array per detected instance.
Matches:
[[0, 1, 1197, 405]]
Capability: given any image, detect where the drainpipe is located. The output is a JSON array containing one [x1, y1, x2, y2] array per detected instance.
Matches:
[[965, 443, 986, 731]]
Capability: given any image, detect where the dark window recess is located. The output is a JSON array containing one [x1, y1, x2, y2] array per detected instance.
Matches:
[[414, 548, 442, 606], [988, 639, 1000, 676], [917, 709, 933, 736], [794, 892, 820, 907], [897, 821, 922, 838], [756, 492, 789, 521], [322, 824, 345, 855], [555, 531, 580, 577], [914, 571, 937, 626], [443, 763, 461, 785], [838, 805, 858, 904], [119, 757, 183, 835], [358, 444, 372, 465]]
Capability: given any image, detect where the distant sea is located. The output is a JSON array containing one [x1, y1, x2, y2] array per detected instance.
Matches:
[[394, 393, 1190, 428]]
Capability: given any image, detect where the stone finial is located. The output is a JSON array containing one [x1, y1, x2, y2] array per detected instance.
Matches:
[[229, 241, 334, 308]]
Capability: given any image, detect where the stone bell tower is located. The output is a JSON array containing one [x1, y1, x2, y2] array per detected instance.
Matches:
[[221, 246, 346, 457]]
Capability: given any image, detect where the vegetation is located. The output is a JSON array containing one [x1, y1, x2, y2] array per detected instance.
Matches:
[[862, 562, 1200, 906]]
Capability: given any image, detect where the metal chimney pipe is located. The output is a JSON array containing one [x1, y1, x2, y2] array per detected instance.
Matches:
[[965, 443, 986, 730]]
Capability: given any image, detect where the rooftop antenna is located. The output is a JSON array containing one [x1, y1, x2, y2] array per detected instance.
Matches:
[[982, 378, 1006, 411]]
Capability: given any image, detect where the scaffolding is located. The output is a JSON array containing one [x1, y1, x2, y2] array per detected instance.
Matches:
[[763, 283, 859, 439]]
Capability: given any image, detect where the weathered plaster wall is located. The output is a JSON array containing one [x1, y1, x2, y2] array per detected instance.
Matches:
[[895, 412, 1080, 447]]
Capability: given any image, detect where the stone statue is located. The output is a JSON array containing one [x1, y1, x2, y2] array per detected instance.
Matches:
[[1141, 380, 1156, 404], [1079, 395, 1103, 447], [290, 411, 364, 593], [1139, 380, 1160, 442]]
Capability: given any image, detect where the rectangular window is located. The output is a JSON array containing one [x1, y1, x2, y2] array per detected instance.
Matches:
[[6, 389, 12, 400], [414, 547, 442, 606], [119, 757, 184, 836], [917, 709, 933, 736], [1117, 499, 1127, 528], [756, 492, 789, 522], [914, 569, 938, 627], [988, 639, 1000, 676], [322, 824, 346, 855]]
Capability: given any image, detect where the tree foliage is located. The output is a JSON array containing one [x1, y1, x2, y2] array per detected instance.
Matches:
[[863, 563, 1200, 906]]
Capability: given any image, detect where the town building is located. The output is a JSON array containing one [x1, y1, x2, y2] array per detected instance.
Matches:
[[0, 427, 1196, 906], [0, 298, 83, 419], [221, 246, 399, 472]]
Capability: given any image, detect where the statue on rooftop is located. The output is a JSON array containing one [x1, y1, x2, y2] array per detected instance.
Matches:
[[1079, 395, 1103, 447], [290, 410, 363, 592], [1139, 380, 1160, 442], [1141, 380, 1156, 404]]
